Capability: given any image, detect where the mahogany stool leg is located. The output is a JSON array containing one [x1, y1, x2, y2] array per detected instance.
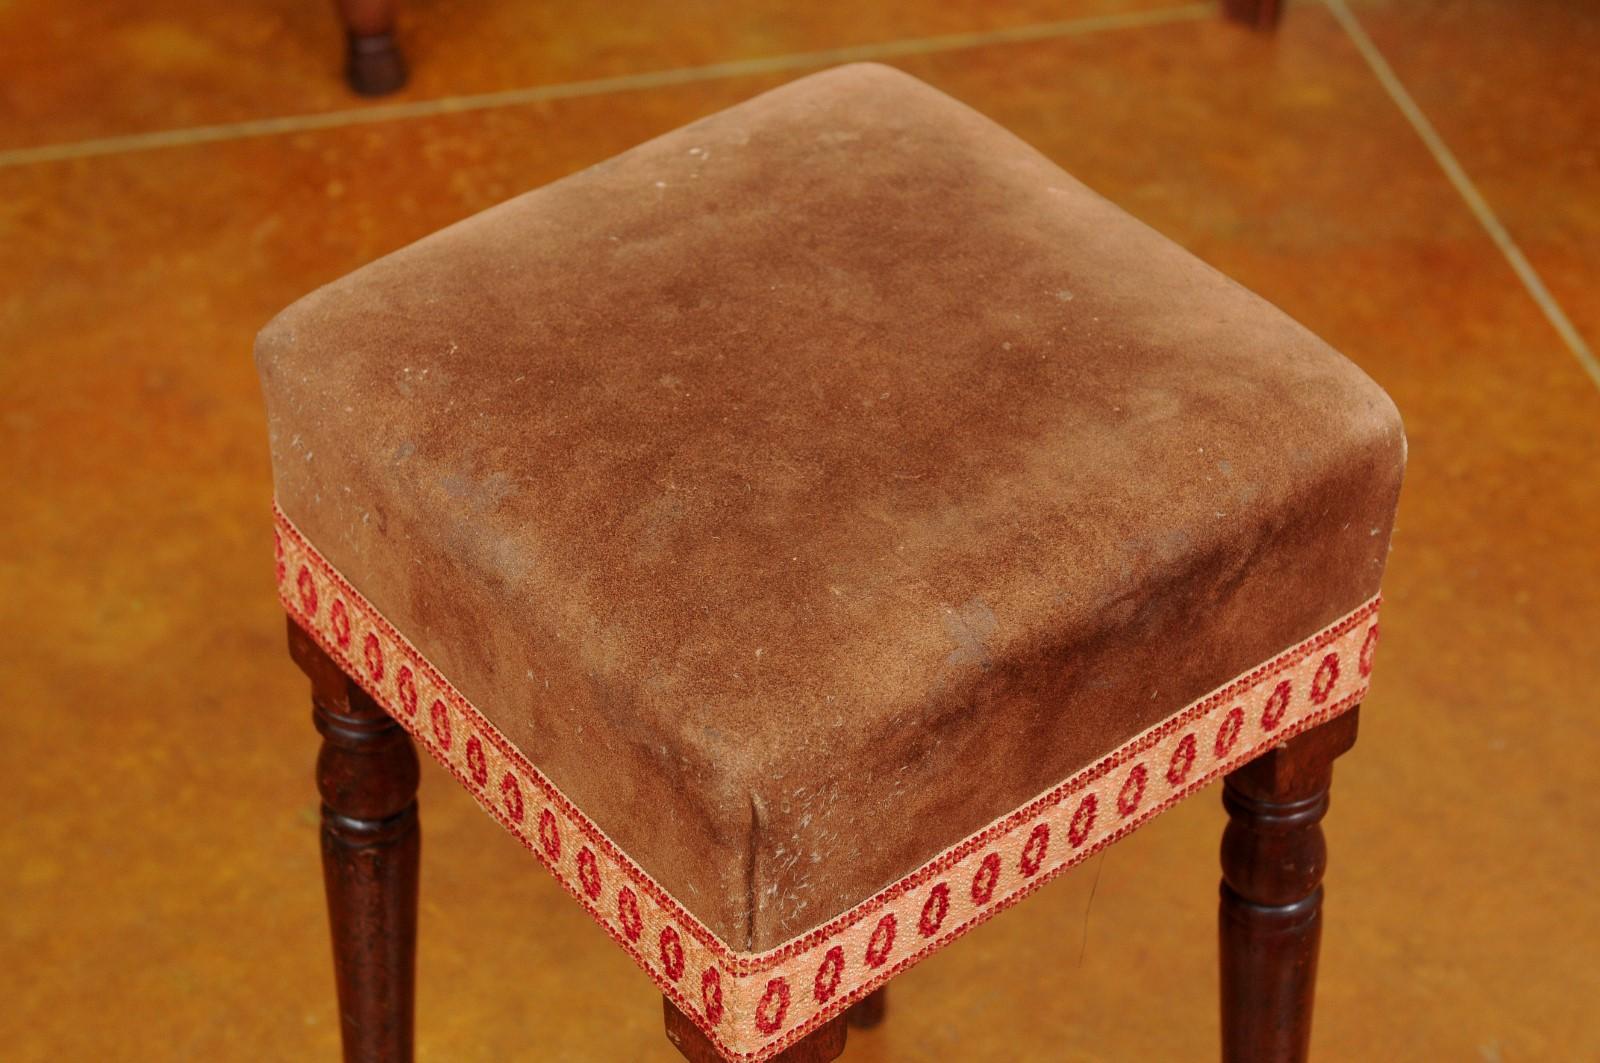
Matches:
[[290, 619, 421, 1063], [665, 997, 848, 1063], [334, 0, 407, 96], [1219, 707, 1359, 1063], [1221, 0, 1284, 30], [846, 986, 888, 1029]]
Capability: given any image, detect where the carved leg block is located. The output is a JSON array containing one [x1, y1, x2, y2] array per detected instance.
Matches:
[[1219, 708, 1358, 1063], [846, 986, 887, 1029], [665, 997, 847, 1063], [335, 0, 407, 95], [291, 619, 420, 1063]]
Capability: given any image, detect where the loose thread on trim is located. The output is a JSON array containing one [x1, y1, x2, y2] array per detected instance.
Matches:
[[1078, 850, 1107, 967]]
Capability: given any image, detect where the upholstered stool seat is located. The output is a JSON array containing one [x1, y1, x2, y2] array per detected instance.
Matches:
[[260, 63, 1403, 1062]]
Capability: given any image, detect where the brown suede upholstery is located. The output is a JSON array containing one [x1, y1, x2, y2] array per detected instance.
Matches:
[[257, 63, 1404, 952]]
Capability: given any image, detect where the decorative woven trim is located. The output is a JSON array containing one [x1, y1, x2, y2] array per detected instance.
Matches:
[[274, 503, 1378, 1061]]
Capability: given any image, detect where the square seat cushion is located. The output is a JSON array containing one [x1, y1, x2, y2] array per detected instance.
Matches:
[[258, 64, 1404, 1060]]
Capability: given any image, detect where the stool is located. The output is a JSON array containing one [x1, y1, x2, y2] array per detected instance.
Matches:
[[258, 63, 1404, 1062]]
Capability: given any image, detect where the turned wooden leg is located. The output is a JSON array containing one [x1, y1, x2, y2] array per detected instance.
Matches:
[[334, 0, 407, 96], [665, 997, 847, 1063], [846, 986, 887, 1029], [1219, 708, 1358, 1063], [291, 619, 420, 1063], [1222, 0, 1284, 30]]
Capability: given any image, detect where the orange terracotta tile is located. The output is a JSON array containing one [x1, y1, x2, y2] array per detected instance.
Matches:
[[1, 0, 1192, 152], [2, 4, 1598, 1061], [1343, 0, 1600, 371]]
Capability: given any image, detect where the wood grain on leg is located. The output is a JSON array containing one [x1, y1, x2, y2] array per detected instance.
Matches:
[[1219, 708, 1359, 1063], [664, 997, 847, 1063], [291, 619, 420, 1063], [334, 0, 406, 95]]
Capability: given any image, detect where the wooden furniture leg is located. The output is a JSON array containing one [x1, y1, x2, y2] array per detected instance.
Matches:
[[846, 986, 887, 1029], [1222, 0, 1284, 30], [334, 0, 407, 96], [665, 997, 848, 1063], [291, 619, 421, 1063], [1219, 708, 1359, 1063]]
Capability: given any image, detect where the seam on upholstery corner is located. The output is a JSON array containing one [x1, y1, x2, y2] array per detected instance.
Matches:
[[745, 792, 765, 953]]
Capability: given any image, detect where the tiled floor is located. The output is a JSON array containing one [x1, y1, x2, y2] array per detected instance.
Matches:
[[3, 1, 1597, 1060]]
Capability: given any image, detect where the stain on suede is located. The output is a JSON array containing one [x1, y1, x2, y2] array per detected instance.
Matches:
[[943, 598, 999, 670]]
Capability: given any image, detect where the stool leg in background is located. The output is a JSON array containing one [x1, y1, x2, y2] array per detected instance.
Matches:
[[1222, 0, 1284, 30], [291, 619, 420, 1063], [334, 0, 407, 95], [1219, 708, 1359, 1063]]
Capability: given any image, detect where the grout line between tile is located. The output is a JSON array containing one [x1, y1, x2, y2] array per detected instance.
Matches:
[[0, 3, 1213, 171], [1324, 0, 1600, 393]]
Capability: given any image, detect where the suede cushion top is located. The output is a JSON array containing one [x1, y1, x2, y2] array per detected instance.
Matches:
[[256, 63, 1405, 951]]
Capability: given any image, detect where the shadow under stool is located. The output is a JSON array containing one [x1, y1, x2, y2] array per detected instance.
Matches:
[[258, 63, 1405, 1062]]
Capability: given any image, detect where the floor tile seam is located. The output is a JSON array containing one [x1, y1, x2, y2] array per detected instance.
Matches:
[[0, 4, 1214, 170], [1323, 0, 1600, 393]]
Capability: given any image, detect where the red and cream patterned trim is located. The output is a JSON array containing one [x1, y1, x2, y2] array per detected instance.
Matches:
[[274, 503, 1379, 1061]]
